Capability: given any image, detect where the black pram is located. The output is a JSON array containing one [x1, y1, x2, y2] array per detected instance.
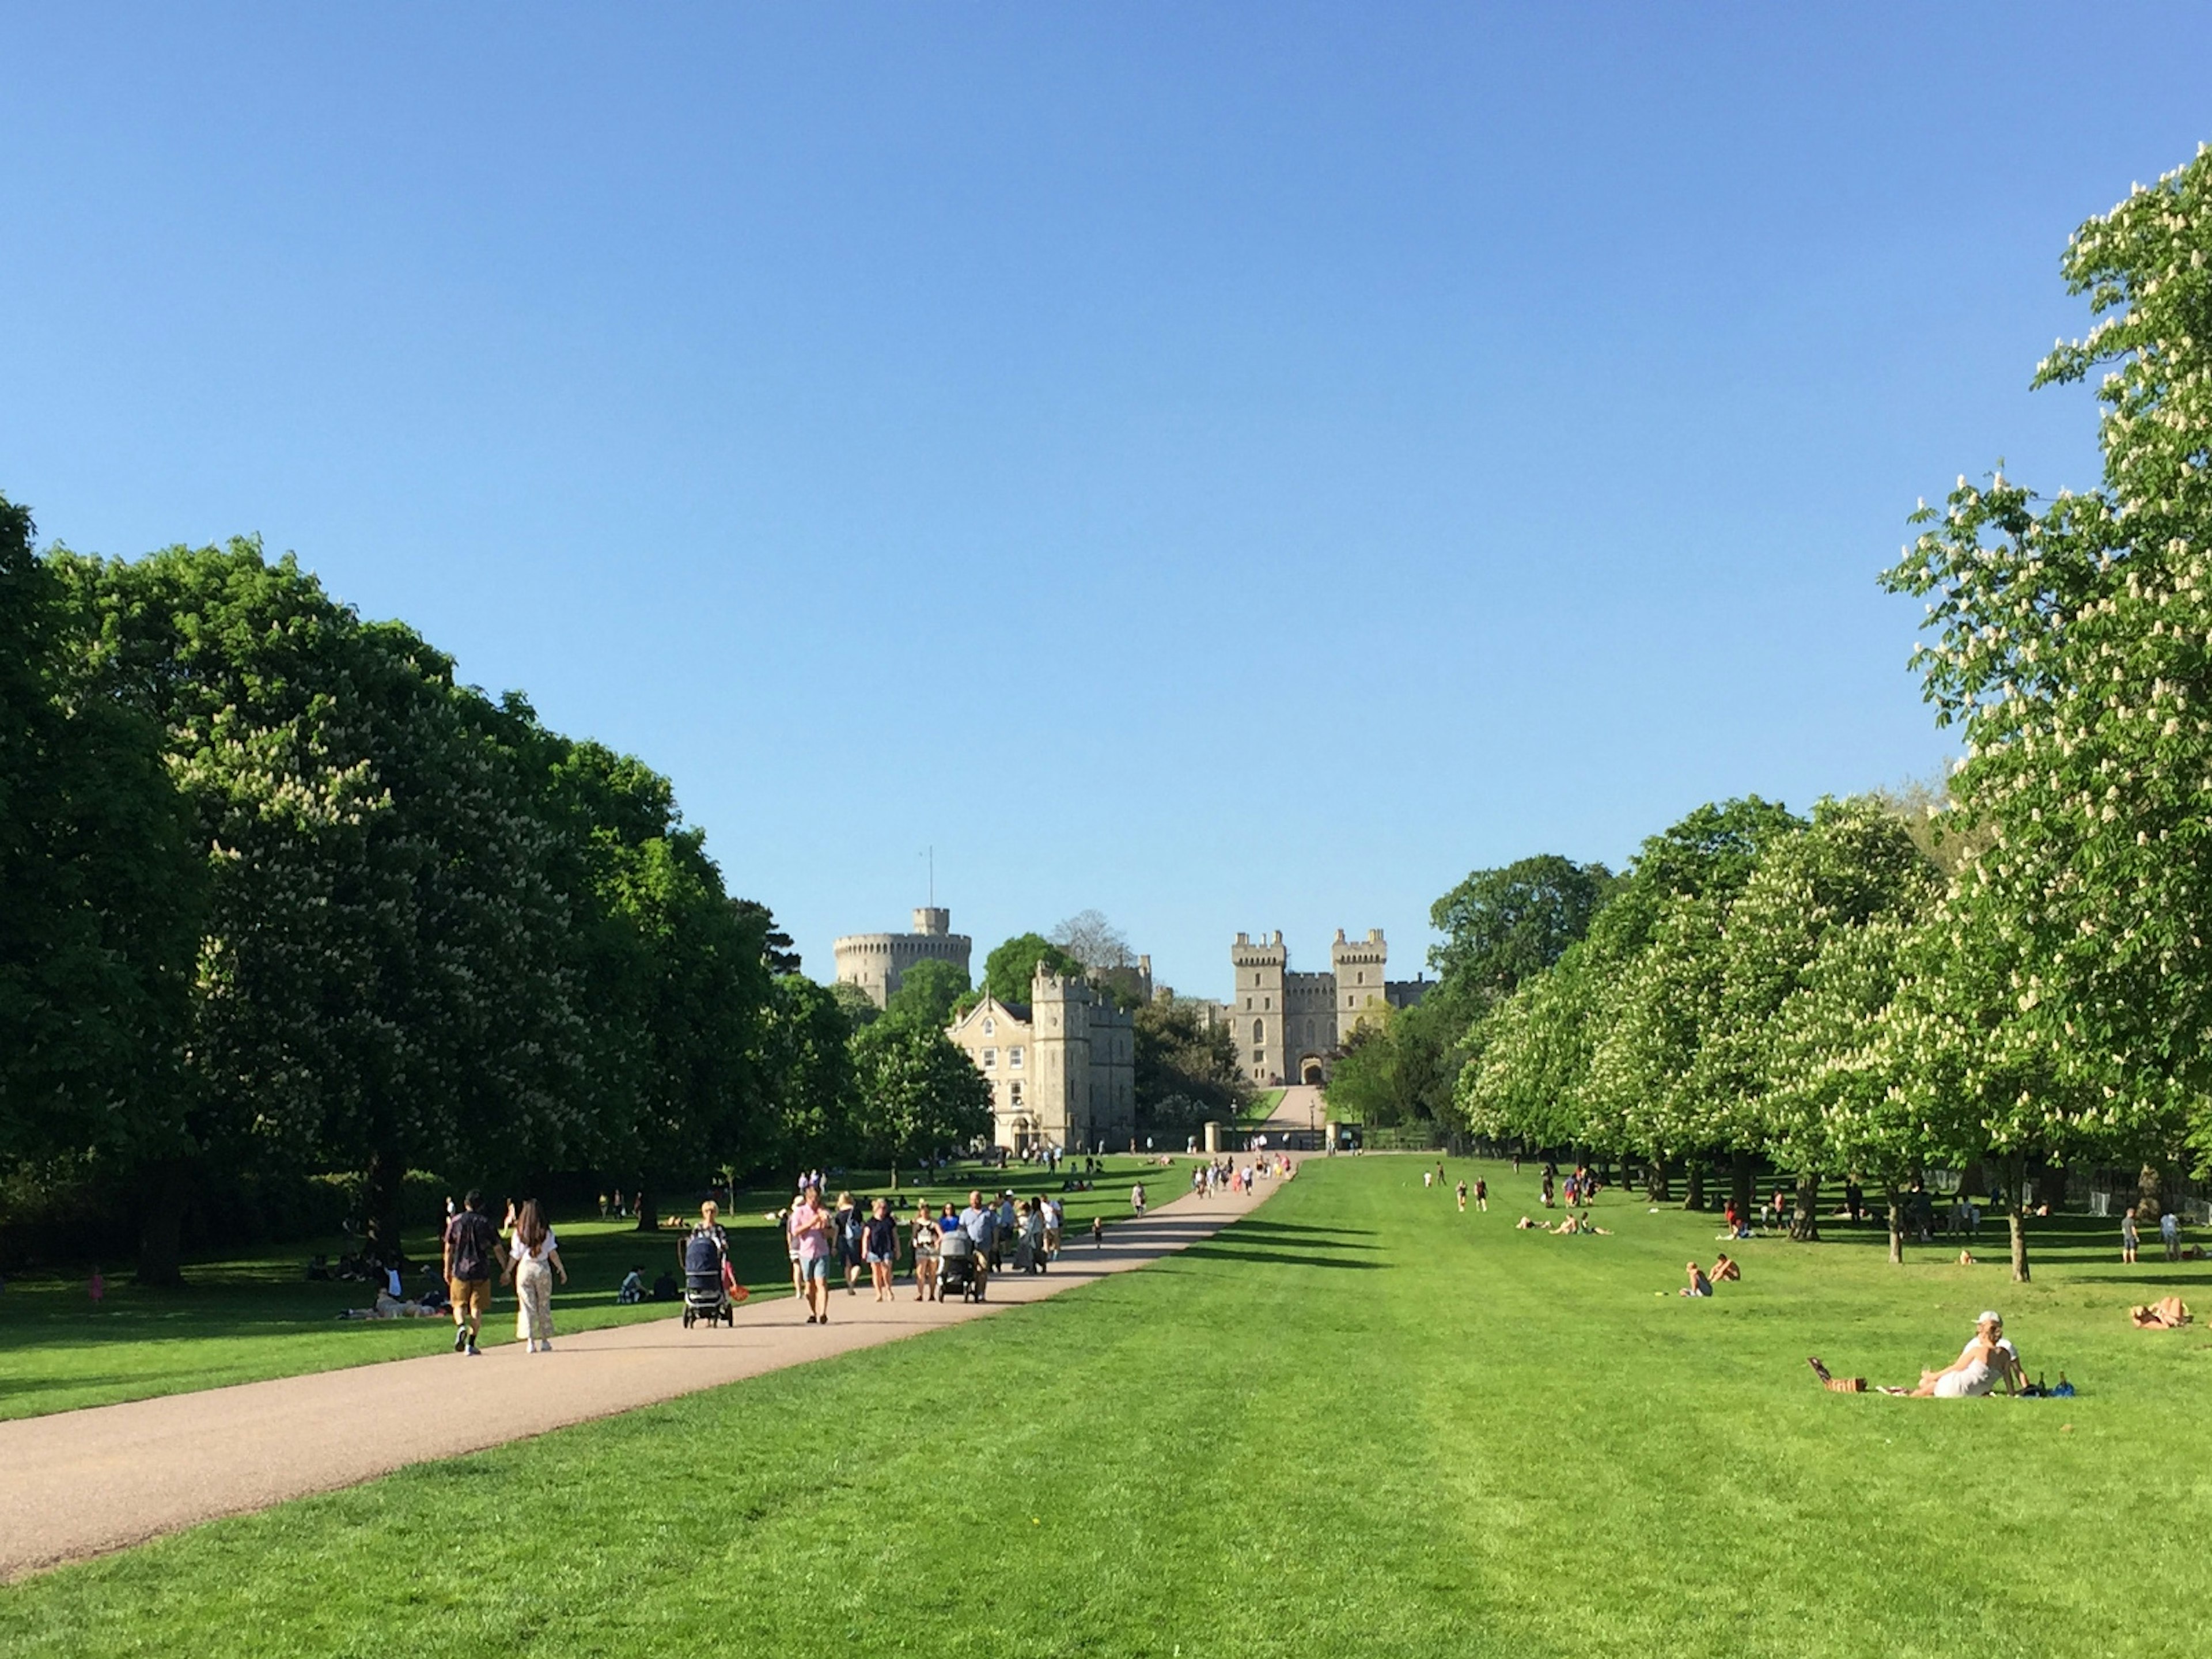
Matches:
[[681, 1232, 734, 1330], [937, 1225, 986, 1303]]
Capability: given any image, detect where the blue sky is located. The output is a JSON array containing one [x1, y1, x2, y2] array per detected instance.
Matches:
[[6, 4, 2208, 996]]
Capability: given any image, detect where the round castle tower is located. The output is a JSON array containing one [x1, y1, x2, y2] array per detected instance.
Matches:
[[833, 907, 973, 1009]]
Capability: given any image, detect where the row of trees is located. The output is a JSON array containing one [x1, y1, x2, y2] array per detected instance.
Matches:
[[1369, 147, 2212, 1282], [0, 516, 997, 1278]]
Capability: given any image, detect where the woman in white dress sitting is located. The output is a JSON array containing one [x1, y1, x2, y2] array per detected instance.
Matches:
[[1909, 1310, 2022, 1397]]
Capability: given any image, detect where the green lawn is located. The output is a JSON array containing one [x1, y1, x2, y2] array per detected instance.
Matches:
[[0, 1156, 1176, 1422], [4, 1154, 2209, 1656], [1238, 1087, 1285, 1126]]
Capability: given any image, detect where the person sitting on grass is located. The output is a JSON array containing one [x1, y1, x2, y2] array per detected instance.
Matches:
[[1711, 1252, 1740, 1282], [1807, 1311, 2023, 1397], [1680, 1260, 1712, 1297], [618, 1267, 645, 1305]]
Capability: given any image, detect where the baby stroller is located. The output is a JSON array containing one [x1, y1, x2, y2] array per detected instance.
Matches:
[[681, 1233, 735, 1330], [937, 1227, 987, 1303]]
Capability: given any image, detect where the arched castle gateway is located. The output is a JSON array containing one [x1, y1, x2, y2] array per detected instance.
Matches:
[[1229, 928, 1429, 1086], [832, 907, 973, 1008]]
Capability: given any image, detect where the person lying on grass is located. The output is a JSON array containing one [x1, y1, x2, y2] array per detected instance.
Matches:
[[1547, 1212, 1612, 1236], [1806, 1312, 2024, 1396]]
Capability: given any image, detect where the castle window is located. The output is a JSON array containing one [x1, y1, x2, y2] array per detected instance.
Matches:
[[1011, 1081, 1023, 1104], [1010, 1046, 1024, 1069], [982, 1048, 997, 1069], [983, 1017, 995, 1036], [1357, 971, 1365, 984], [1253, 1018, 1265, 1044]]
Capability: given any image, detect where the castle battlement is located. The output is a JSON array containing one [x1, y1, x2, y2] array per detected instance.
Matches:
[[1228, 927, 1389, 1087], [832, 906, 974, 1009]]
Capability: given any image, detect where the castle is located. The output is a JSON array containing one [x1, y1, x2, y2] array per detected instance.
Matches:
[[945, 968, 1135, 1153], [1228, 929, 1429, 1085], [832, 907, 972, 1007]]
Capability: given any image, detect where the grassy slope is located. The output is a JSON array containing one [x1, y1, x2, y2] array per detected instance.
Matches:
[[1238, 1088, 1286, 1126], [3, 1156, 2209, 1657], [0, 1157, 1173, 1422]]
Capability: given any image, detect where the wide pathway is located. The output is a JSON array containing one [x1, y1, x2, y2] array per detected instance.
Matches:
[[0, 1159, 1297, 1581]]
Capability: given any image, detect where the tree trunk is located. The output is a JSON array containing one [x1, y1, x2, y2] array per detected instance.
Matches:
[[635, 1184, 658, 1231], [1886, 1187, 1904, 1266], [2138, 1162, 2166, 1222], [2007, 1153, 2031, 1283], [135, 1158, 191, 1287], [1729, 1149, 1755, 1225], [1789, 1174, 1821, 1242], [1684, 1159, 1706, 1211], [362, 1144, 409, 1271], [1646, 1155, 1672, 1204]]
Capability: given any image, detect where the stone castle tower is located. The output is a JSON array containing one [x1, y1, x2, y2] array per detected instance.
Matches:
[[832, 907, 973, 1008], [1228, 927, 1412, 1085]]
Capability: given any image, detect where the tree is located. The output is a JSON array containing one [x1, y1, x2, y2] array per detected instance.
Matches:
[[980, 933, 1082, 1005], [0, 497, 206, 1279], [882, 956, 969, 1031], [1134, 998, 1248, 1136], [1325, 1001, 1458, 1130], [1765, 915, 1934, 1263], [1699, 798, 1940, 1238], [1051, 909, 1131, 971], [828, 980, 880, 1029], [849, 1020, 994, 1183], [754, 974, 860, 1173], [1880, 148, 2212, 1268], [1427, 855, 1614, 1026], [533, 736, 773, 1231], [734, 899, 802, 976], [55, 541, 592, 1270]]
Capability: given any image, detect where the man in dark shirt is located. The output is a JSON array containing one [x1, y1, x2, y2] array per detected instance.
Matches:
[[441, 1190, 499, 1357]]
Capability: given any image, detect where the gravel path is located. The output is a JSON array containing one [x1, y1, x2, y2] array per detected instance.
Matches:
[[0, 1160, 1297, 1581]]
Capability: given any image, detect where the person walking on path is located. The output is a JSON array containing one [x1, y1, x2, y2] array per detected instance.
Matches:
[[958, 1190, 995, 1296], [863, 1198, 899, 1302], [1131, 1181, 1147, 1220], [789, 1184, 833, 1324], [442, 1191, 500, 1357], [503, 1200, 567, 1354], [910, 1199, 941, 1302], [834, 1192, 864, 1297], [1092, 1215, 1105, 1249], [2122, 1207, 2140, 1264]]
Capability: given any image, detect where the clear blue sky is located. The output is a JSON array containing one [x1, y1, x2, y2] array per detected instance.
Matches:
[[6, 4, 2207, 997]]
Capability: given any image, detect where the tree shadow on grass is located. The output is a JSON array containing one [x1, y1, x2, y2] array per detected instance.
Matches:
[[1219, 1220, 1378, 1243], [1176, 1242, 1385, 1271]]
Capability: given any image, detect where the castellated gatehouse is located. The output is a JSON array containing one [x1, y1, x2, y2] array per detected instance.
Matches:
[[1229, 928, 1429, 1086]]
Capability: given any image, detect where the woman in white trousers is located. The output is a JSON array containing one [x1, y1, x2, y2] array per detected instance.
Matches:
[[503, 1199, 567, 1352]]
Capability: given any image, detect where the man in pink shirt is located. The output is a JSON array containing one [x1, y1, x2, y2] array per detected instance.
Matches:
[[787, 1183, 834, 1325]]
